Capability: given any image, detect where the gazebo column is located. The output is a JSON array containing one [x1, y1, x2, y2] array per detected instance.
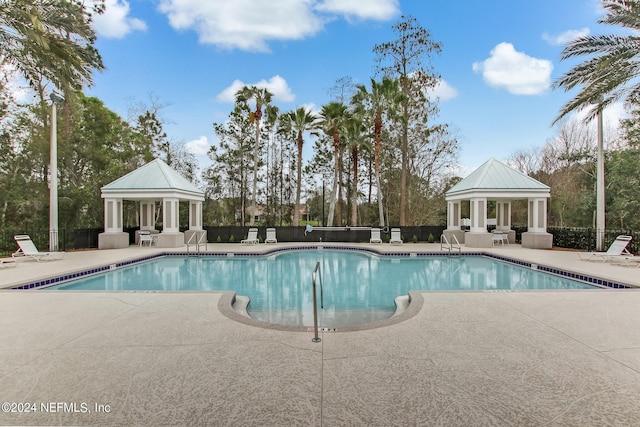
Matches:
[[444, 200, 466, 244], [469, 197, 487, 232], [522, 197, 553, 249], [465, 197, 492, 248], [157, 197, 184, 248], [98, 198, 129, 249], [162, 197, 180, 233], [496, 201, 515, 243], [184, 200, 207, 245]]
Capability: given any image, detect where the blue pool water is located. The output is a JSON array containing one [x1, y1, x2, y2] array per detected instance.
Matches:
[[46, 250, 597, 327]]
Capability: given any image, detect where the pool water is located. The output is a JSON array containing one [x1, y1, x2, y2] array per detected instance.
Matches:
[[47, 250, 596, 327]]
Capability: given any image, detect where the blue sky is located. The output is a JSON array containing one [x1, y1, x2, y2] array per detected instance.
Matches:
[[85, 0, 622, 176]]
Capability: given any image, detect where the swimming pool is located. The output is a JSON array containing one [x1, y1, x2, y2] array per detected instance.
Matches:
[[45, 249, 597, 328]]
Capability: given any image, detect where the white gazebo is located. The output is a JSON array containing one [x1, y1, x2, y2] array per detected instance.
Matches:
[[444, 158, 552, 249], [98, 159, 205, 249]]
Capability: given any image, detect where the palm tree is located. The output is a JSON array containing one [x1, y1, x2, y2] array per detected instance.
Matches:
[[0, 0, 104, 98], [352, 77, 405, 227], [554, 0, 640, 122], [235, 86, 273, 226], [320, 102, 349, 227], [283, 107, 319, 226], [342, 115, 369, 226]]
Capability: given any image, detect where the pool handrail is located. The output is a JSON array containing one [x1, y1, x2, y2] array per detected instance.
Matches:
[[312, 261, 322, 343], [186, 232, 207, 255], [440, 234, 461, 255]]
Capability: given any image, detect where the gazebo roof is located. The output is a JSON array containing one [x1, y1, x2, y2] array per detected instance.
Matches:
[[101, 159, 204, 201], [446, 158, 549, 200]]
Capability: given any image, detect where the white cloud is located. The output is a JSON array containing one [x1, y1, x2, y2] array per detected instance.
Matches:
[[157, 0, 398, 52], [216, 75, 295, 103], [92, 0, 147, 39], [472, 42, 553, 95], [158, 0, 324, 52], [185, 136, 211, 156], [542, 27, 590, 46], [427, 79, 458, 102], [315, 0, 399, 21]]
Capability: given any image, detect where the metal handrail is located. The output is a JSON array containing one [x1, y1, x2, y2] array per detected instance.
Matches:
[[186, 232, 207, 255], [197, 232, 207, 253], [440, 234, 461, 255], [311, 261, 322, 343]]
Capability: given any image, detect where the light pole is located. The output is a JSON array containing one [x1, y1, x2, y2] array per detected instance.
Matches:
[[49, 90, 65, 252], [596, 102, 605, 252]]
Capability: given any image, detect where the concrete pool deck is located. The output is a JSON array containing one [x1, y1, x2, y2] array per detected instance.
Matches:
[[1, 243, 639, 425]]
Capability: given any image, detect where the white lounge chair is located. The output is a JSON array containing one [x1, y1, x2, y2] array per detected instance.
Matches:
[[370, 228, 382, 244], [390, 228, 403, 245], [609, 256, 640, 268], [578, 235, 633, 262], [1, 258, 17, 268], [241, 228, 259, 245], [265, 228, 278, 244], [12, 235, 65, 262]]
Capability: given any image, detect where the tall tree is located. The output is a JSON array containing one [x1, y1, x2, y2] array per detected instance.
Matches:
[[236, 86, 273, 225], [206, 105, 254, 225], [352, 77, 405, 226], [554, 0, 640, 122], [320, 102, 349, 227], [342, 115, 369, 226], [374, 16, 442, 225], [282, 107, 319, 226]]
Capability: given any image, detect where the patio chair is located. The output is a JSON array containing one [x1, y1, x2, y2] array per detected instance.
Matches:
[[370, 228, 383, 244], [577, 235, 633, 262], [138, 230, 155, 247], [12, 235, 65, 262], [491, 230, 508, 246], [389, 228, 403, 245], [265, 228, 278, 244], [241, 228, 259, 245]]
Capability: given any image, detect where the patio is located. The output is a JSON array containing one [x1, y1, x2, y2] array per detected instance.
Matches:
[[1, 244, 639, 425]]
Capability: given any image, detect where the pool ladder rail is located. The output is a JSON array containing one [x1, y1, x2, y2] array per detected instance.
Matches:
[[440, 234, 461, 255], [186, 232, 207, 255], [312, 261, 323, 343]]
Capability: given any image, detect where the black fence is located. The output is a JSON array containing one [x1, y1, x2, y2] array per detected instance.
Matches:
[[204, 225, 446, 244], [1, 226, 638, 256]]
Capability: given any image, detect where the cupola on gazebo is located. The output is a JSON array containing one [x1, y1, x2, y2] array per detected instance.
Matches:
[[444, 158, 552, 249], [98, 159, 205, 249]]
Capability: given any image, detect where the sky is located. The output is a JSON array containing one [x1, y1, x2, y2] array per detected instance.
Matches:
[[84, 0, 625, 177]]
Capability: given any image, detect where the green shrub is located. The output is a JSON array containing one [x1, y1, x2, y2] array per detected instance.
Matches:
[[412, 235, 418, 243], [216, 236, 221, 243], [229, 235, 235, 243], [428, 233, 434, 243]]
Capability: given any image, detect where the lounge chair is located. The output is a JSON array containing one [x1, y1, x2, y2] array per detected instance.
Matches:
[[265, 228, 278, 244], [389, 228, 403, 245], [12, 235, 65, 262], [578, 235, 633, 262], [370, 228, 383, 244], [609, 256, 640, 268], [1, 258, 17, 268], [241, 228, 259, 245]]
